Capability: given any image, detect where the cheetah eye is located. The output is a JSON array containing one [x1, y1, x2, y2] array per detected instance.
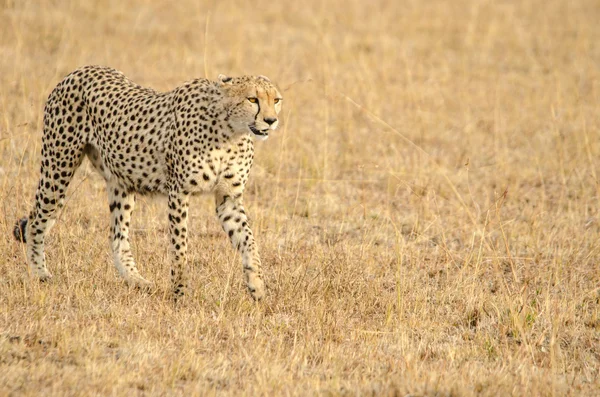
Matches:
[[274, 98, 282, 104], [247, 97, 258, 104]]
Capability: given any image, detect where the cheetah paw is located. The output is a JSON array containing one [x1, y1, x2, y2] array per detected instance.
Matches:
[[125, 275, 154, 292], [36, 271, 53, 282], [248, 277, 265, 301]]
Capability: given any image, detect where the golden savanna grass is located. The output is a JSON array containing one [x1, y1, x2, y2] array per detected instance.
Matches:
[[1, 0, 599, 395]]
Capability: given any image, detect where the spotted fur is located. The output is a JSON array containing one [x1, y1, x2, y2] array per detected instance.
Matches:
[[14, 65, 283, 300]]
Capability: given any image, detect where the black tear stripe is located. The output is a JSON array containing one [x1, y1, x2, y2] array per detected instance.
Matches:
[[254, 99, 261, 122]]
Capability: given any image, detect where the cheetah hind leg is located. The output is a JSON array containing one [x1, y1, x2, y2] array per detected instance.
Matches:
[[106, 182, 153, 291], [17, 143, 85, 281], [85, 145, 152, 290]]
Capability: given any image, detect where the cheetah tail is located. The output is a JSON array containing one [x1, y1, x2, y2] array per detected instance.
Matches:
[[13, 218, 28, 243]]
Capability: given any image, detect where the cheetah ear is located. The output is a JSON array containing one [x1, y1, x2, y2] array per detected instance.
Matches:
[[218, 74, 233, 85], [257, 75, 271, 82]]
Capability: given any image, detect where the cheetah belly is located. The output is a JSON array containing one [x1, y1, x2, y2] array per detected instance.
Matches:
[[86, 110, 173, 194], [86, 141, 168, 194]]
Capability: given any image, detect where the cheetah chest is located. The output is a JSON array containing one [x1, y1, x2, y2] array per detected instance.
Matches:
[[181, 140, 253, 195]]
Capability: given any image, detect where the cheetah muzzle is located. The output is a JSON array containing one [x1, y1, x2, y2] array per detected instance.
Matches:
[[13, 65, 283, 301], [249, 124, 269, 138]]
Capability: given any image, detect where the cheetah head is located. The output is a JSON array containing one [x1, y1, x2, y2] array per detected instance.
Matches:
[[218, 74, 283, 141]]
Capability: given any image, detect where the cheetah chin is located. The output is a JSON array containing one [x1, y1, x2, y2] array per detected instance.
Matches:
[[249, 124, 269, 140]]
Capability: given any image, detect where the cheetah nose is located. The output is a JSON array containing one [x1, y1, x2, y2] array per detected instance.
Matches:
[[264, 117, 277, 126]]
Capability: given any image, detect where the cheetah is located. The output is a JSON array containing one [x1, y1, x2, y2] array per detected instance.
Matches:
[[13, 65, 282, 300]]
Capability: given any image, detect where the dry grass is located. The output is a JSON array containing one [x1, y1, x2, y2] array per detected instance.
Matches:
[[1, 0, 599, 395]]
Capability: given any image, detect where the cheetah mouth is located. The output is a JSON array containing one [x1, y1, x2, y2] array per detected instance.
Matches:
[[249, 125, 269, 138]]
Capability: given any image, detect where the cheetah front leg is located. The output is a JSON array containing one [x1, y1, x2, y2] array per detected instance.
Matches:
[[215, 193, 265, 300], [107, 183, 152, 289]]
